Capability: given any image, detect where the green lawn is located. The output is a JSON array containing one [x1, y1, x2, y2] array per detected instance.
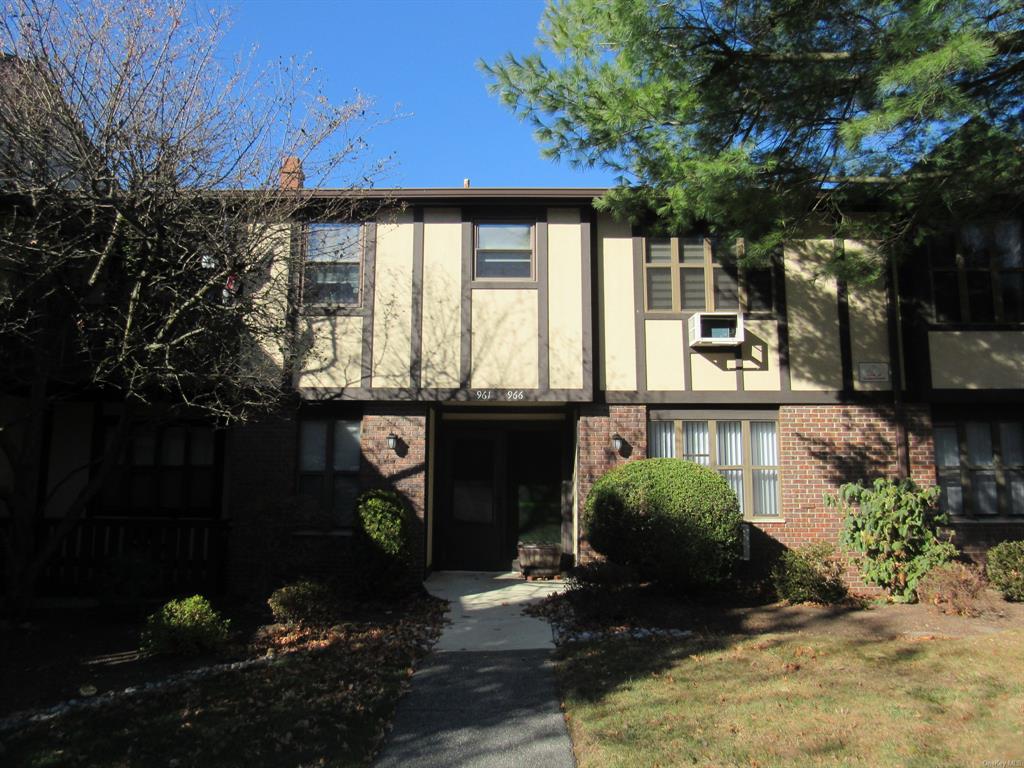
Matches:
[[559, 631, 1024, 767], [5, 605, 443, 768]]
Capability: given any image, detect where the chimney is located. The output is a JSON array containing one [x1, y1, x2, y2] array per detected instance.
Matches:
[[280, 156, 305, 190], [463, 178, 471, 189]]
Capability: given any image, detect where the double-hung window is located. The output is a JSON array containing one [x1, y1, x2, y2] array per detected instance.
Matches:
[[475, 222, 534, 280], [643, 236, 773, 313], [303, 223, 363, 307], [298, 419, 361, 527], [934, 419, 1024, 517], [649, 417, 781, 519], [930, 220, 1023, 323]]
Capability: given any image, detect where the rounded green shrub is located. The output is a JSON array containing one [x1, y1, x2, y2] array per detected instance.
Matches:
[[986, 540, 1024, 602], [354, 489, 417, 597], [583, 458, 743, 588], [771, 542, 848, 604], [267, 579, 338, 625], [140, 595, 230, 656]]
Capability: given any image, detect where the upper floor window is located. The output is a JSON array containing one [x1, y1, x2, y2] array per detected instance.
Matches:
[[303, 223, 363, 307], [649, 417, 781, 519], [934, 419, 1024, 518], [643, 236, 773, 314], [475, 222, 534, 280], [930, 220, 1022, 324], [298, 418, 361, 527]]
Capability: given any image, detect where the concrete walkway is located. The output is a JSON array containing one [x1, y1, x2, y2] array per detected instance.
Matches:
[[375, 571, 574, 768]]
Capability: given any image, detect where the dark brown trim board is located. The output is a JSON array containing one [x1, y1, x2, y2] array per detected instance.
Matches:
[[650, 407, 781, 420], [580, 207, 596, 401], [632, 235, 648, 393], [360, 222, 378, 389], [536, 214, 550, 392], [836, 280, 854, 392], [603, 389, 900, 405], [460, 214, 473, 388], [774, 252, 792, 392]]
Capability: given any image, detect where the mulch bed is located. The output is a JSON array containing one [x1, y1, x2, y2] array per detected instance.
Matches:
[[1, 593, 447, 767], [526, 578, 1024, 641]]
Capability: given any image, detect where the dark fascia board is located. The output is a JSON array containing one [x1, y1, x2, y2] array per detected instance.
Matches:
[[308, 187, 609, 204]]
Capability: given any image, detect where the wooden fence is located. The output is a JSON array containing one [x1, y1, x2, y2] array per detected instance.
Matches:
[[2, 516, 227, 597]]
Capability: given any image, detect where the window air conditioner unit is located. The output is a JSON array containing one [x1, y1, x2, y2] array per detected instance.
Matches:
[[688, 311, 745, 348]]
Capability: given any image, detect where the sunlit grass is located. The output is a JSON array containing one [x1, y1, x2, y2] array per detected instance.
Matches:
[[559, 631, 1024, 767]]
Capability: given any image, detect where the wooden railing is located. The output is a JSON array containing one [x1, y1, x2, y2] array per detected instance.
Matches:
[[2, 516, 227, 597]]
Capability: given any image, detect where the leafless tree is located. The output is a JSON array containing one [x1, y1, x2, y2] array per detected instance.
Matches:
[[0, 0, 387, 612]]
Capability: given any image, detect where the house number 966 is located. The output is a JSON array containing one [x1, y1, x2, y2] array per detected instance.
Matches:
[[473, 389, 527, 401]]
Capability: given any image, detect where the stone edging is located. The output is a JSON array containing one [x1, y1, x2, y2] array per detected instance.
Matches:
[[0, 653, 281, 735], [552, 624, 694, 645]]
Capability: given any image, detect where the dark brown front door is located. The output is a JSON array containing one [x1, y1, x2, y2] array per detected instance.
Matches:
[[436, 420, 567, 571], [442, 430, 508, 570]]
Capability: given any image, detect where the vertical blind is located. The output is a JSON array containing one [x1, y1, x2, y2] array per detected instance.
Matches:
[[649, 421, 676, 458], [647, 419, 781, 517]]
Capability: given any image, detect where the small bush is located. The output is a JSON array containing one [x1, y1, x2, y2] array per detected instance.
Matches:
[[987, 540, 1024, 602], [771, 542, 848, 605], [584, 458, 743, 589], [354, 489, 417, 597], [916, 562, 988, 616], [268, 579, 339, 625], [141, 595, 230, 656], [829, 478, 957, 602]]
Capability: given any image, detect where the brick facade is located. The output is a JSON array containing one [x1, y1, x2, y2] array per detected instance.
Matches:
[[576, 404, 647, 561], [223, 405, 428, 598], [767, 404, 934, 589], [359, 405, 428, 574]]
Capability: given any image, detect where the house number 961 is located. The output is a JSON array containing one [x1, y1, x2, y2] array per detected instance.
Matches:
[[473, 389, 527, 401]]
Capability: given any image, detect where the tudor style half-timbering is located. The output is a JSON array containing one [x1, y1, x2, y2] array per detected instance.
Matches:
[[6, 180, 1021, 595]]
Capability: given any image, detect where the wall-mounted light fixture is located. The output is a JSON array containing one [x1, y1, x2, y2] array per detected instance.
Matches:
[[386, 433, 399, 452], [611, 433, 625, 455]]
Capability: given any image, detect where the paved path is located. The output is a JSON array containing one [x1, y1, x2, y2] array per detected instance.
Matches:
[[375, 571, 574, 768]]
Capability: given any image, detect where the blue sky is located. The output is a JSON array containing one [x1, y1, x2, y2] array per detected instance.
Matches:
[[218, 0, 616, 189]]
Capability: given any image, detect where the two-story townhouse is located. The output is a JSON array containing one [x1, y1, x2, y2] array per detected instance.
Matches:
[[11, 170, 1023, 595]]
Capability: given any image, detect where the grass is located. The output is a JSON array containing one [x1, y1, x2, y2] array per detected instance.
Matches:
[[5, 600, 444, 768], [558, 630, 1024, 767]]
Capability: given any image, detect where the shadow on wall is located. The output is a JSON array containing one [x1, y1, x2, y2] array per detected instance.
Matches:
[[797, 420, 897, 488]]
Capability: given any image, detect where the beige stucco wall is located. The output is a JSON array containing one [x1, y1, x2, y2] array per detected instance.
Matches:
[[785, 239, 843, 390], [741, 318, 781, 391], [420, 209, 463, 389], [372, 212, 415, 389], [298, 315, 363, 390], [845, 240, 891, 391], [645, 320, 686, 390], [930, 331, 1024, 389], [547, 208, 584, 390], [690, 349, 737, 390], [471, 289, 539, 389], [248, 223, 291, 381], [598, 214, 637, 390]]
